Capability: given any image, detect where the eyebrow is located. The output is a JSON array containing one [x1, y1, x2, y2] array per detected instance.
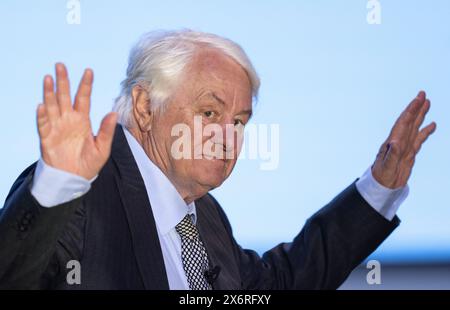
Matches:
[[211, 92, 226, 106], [210, 92, 253, 118]]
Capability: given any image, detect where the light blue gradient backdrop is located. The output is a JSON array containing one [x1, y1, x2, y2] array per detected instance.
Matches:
[[0, 1, 448, 263]]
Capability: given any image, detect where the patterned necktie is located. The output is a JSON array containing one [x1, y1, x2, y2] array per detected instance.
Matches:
[[175, 214, 212, 290]]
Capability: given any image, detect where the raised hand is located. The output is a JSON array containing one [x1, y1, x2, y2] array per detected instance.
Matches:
[[37, 63, 118, 180], [372, 91, 437, 189]]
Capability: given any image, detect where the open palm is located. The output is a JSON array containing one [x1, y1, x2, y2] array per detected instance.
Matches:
[[37, 63, 117, 180]]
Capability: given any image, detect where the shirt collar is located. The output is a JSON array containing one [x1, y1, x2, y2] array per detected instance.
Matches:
[[123, 126, 196, 235]]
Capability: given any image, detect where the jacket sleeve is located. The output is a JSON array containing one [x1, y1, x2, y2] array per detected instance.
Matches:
[[0, 163, 85, 289], [215, 180, 400, 290]]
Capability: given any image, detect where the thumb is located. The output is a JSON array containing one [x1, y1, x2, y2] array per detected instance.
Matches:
[[95, 112, 118, 158]]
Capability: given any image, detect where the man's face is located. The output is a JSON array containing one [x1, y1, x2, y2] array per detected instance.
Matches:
[[150, 49, 253, 193]]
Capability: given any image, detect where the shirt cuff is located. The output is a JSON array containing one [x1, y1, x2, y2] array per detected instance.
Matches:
[[31, 158, 95, 208], [355, 167, 409, 221]]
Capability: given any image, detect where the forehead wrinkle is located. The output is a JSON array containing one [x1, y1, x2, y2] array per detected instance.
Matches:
[[209, 70, 224, 83], [232, 89, 238, 111], [194, 88, 211, 101], [190, 51, 251, 115], [194, 89, 224, 107]]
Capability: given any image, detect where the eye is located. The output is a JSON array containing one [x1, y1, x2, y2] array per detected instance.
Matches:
[[204, 111, 216, 118], [234, 119, 244, 126]]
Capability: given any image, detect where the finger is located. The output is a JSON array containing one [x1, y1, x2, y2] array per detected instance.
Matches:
[[43, 75, 60, 120], [74, 68, 93, 115], [55, 63, 72, 114], [95, 112, 118, 158], [413, 122, 437, 153], [410, 99, 430, 139], [389, 91, 426, 140], [36, 103, 51, 138], [401, 91, 426, 122]]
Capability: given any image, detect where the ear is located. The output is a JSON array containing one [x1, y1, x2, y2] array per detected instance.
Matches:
[[131, 85, 153, 132]]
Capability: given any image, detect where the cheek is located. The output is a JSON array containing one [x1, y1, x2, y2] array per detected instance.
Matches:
[[170, 158, 195, 182], [226, 158, 238, 174], [234, 134, 244, 158], [163, 112, 197, 154]]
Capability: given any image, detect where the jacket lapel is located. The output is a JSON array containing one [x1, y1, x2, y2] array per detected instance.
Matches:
[[111, 125, 169, 290], [196, 197, 241, 289]]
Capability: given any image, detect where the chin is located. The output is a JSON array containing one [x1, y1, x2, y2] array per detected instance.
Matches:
[[198, 172, 225, 188], [194, 161, 229, 189]]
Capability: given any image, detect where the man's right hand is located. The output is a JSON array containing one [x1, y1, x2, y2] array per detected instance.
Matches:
[[37, 63, 117, 180]]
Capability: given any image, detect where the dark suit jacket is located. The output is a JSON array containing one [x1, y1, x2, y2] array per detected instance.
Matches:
[[0, 126, 399, 289]]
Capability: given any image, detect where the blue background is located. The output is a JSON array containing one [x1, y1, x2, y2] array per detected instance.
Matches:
[[0, 0, 448, 264]]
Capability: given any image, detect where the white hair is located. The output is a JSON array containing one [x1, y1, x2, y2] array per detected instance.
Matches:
[[112, 29, 260, 128]]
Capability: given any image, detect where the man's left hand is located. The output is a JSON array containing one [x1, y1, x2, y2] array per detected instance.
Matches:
[[372, 91, 437, 189]]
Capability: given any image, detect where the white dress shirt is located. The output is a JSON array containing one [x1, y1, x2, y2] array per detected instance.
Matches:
[[30, 126, 409, 289]]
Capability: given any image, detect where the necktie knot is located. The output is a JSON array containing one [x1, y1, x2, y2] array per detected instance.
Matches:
[[176, 214, 198, 239]]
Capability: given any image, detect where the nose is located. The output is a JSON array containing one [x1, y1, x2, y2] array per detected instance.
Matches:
[[211, 121, 240, 159]]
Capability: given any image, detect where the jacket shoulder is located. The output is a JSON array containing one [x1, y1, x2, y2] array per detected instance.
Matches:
[[3, 162, 37, 205]]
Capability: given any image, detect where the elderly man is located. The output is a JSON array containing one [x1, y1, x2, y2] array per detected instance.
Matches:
[[0, 30, 436, 289]]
